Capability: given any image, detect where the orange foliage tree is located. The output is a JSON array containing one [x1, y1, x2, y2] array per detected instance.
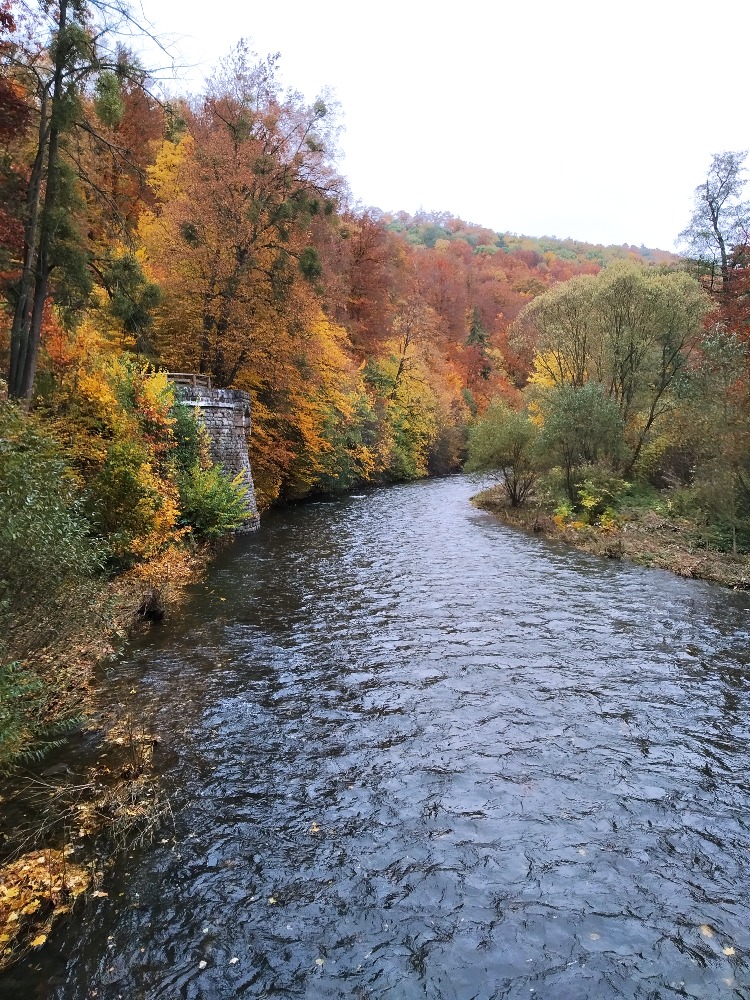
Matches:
[[140, 45, 340, 386]]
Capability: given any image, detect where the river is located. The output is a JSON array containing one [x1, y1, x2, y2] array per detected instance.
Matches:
[[3, 476, 750, 999]]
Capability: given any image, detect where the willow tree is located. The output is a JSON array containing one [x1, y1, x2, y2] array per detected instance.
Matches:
[[514, 262, 711, 475]]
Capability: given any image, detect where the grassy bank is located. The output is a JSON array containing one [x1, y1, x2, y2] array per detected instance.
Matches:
[[472, 484, 750, 590]]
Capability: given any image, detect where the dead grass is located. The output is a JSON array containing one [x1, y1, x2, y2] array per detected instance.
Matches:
[[0, 712, 174, 972], [19, 543, 212, 740], [0, 543, 208, 971], [473, 485, 750, 590], [0, 848, 91, 969]]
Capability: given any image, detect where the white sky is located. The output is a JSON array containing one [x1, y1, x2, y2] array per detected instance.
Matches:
[[136, 0, 750, 251]]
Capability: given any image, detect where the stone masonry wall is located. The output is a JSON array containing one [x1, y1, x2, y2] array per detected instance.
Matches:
[[175, 385, 260, 531]]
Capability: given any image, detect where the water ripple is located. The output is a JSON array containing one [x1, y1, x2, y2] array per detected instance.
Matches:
[[5, 477, 750, 999]]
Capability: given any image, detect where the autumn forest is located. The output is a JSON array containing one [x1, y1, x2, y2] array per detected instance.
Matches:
[[2, 0, 750, 773]]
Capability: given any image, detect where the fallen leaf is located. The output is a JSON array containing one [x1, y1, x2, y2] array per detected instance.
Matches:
[[229, 957, 239, 965], [268, 897, 277, 905], [198, 959, 207, 970], [699, 924, 715, 939], [30, 934, 47, 947], [91, 890, 108, 898], [315, 958, 324, 966], [723, 946, 736, 956]]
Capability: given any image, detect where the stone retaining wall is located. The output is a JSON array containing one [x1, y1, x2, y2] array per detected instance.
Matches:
[[175, 385, 260, 531]]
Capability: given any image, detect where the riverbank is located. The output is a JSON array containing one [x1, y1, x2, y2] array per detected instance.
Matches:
[[0, 542, 213, 972], [472, 484, 750, 589]]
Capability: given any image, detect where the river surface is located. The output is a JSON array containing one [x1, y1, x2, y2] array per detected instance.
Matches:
[[4, 476, 750, 999]]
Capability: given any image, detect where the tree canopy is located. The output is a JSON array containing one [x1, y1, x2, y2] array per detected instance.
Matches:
[[678, 150, 750, 295]]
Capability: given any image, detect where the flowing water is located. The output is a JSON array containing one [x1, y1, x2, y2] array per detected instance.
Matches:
[[4, 476, 750, 999]]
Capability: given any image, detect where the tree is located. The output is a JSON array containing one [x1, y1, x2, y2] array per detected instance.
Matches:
[[4, 0, 168, 400], [514, 274, 597, 388], [466, 305, 487, 346], [682, 330, 750, 553], [140, 44, 340, 386], [0, 2, 31, 275], [538, 383, 624, 503], [678, 151, 750, 296], [465, 400, 539, 506], [329, 211, 405, 355], [515, 262, 710, 475]]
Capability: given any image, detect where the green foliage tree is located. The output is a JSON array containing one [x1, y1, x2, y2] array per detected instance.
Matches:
[[465, 400, 539, 507], [6, 0, 166, 399], [466, 306, 487, 346], [97, 253, 163, 355], [682, 331, 750, 552], [515, 274, 597, 388], [516, 262, 710, 475], [538, 383, 625, 503]]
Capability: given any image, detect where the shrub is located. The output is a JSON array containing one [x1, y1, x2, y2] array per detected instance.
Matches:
[[546, 466, 629, 528], [178, 464, 249, 538], [538, 384, 625, 503], [0, 661, 82, 773], [0, 404, 106, 659], [0, 406, 102, 770], [575, 468, 631, 521], [89, 439, 182, 561], [466, 401, 540, 506]]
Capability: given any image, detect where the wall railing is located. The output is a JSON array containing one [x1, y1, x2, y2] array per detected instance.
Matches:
[[165, 372, 213, 390]]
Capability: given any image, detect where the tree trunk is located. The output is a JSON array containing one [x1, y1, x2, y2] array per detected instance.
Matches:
[[8, 0, 68, 401], [8, 94, 49, 397]]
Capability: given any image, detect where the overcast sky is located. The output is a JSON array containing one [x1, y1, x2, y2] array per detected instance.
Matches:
[[137, 0, 750, 251]]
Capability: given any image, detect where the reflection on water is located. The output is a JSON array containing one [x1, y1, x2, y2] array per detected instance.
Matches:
[[4, 477, 750, 999]]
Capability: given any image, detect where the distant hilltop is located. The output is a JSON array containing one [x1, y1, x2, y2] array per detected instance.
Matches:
[[379, 210, 678, 268]]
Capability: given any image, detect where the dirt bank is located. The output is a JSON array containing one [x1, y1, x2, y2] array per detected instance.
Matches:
[[473, 485, 750, 590], [0, 543, 212, 971]]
